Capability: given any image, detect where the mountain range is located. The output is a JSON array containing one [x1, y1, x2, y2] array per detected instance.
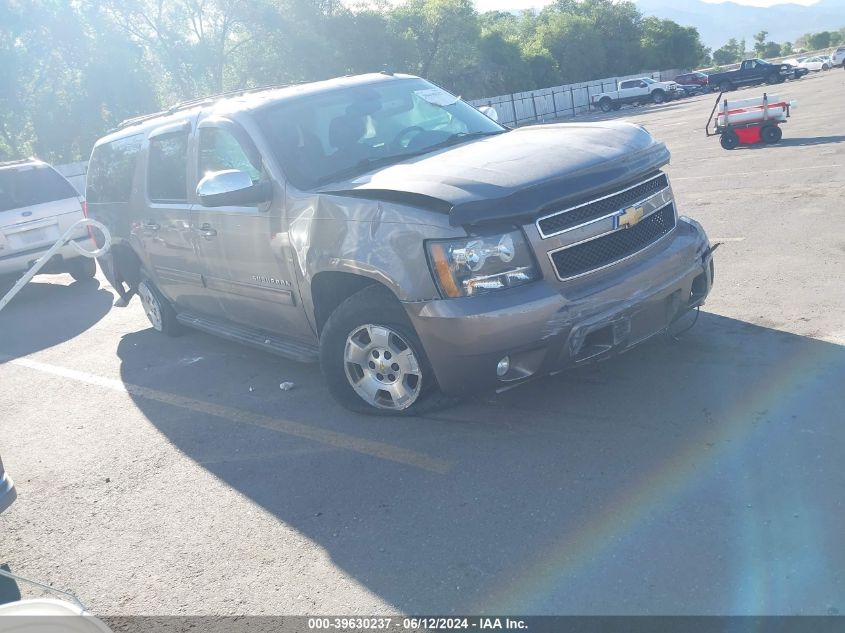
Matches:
[[634, 0, 845, 49]]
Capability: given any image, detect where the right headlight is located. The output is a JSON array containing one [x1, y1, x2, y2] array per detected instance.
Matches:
[[425, 229, 539, 298]]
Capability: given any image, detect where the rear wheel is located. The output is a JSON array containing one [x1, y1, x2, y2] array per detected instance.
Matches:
[[720, 130, 740, 150], [68, 257, 96, 282], [761, 125, 783, 144], [719, 81, 732, 93], [320, 284, 437, 415], [138, 278, 181, 336], [598, 98, 613, 113]]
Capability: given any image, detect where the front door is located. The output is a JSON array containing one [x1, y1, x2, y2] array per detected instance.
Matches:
[[190, 123, 314, 342]]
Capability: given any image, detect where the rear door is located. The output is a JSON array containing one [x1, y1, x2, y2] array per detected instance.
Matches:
[[189, 119, 314, 341], [0, 163, 85, 261], [137, 120, 217, 315]]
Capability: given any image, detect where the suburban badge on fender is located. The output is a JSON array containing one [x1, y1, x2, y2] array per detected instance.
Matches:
[[617, 205, 645, 229]]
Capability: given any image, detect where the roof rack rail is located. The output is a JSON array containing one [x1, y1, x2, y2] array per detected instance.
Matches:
[[113, 83, 296, 132], [0, 158, 40, 168]]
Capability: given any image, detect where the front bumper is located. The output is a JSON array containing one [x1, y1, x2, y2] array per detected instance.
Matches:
[[0, 460, 16, 514], [405, 218, 713, 396]]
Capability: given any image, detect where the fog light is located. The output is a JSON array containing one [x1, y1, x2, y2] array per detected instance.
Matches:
[[496, 356, 510, 377]]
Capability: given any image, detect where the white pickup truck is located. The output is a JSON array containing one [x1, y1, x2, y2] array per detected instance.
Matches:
[[591, 77, 681, 112]]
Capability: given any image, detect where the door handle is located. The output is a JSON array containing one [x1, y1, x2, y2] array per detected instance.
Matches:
[[141, 221, 160, 231], [197, 223, 217, 239]]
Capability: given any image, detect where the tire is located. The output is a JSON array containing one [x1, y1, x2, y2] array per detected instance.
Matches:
[[719, 81, 732, 93], [598, 98, 613, 113], [68, 257, 96, 282], [765, 72, 779, 85], [651, 90, 666, 104], [822, 64, 829, 71], [761, 125, 782, 144], [319, 284, 437, 416], [720, 130, 740, 150], [137, 278, 181, 336], [611, 102, 622, 111]]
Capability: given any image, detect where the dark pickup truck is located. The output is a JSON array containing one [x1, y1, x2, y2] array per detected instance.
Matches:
[[709, 58, 792, 92]]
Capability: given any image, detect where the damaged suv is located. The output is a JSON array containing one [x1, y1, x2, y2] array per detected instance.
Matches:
[[88, 73, 714, 415]]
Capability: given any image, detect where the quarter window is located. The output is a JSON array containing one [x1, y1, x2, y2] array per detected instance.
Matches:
[[86, 134, 142, 204], [148, 132, 189, 202]]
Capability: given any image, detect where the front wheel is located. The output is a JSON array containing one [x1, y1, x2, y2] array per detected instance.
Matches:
[[320, 285, 436, 415], [651, 90, 666, 104], [720, 130, 740, 150], [138, 278, 181, 336], [822, 64, 830, 71]]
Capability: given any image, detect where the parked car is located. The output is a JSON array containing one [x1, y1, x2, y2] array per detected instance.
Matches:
[[798, 56, 832, 71], [0, 159, 97, 282], [0, 455, 15, 514], [89, 72, 714, 415], [782, 63, 810, 80], [831, 46, 845, 66], [673, 71, 710, 90], [671, 82, 707, 97], [708, 58, 791, 92], [591, 77, 681, 112]]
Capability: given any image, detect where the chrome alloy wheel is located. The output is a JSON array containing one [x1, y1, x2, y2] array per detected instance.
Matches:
[[343, 324, 422, 410], [138, 280, 163, 331]]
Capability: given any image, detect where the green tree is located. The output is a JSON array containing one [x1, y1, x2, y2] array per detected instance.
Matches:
[[388, 0, 481, 89], [712, 38, 743, 65], [753, 30, 768, 56], [640, 17, 707, 70], [781, 42, 793, 56]]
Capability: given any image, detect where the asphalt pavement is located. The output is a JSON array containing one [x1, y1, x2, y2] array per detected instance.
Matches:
[[1, 70, 844, 617]]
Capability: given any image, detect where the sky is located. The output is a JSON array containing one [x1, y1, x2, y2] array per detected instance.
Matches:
[[473, 0, 820, 12]]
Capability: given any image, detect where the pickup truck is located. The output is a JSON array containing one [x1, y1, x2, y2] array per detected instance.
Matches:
[[708, 59, 791, 93], [591, 77, 681, 112]]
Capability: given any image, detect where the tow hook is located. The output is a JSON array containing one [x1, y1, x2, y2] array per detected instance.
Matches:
[[702, 242, 721, 264]]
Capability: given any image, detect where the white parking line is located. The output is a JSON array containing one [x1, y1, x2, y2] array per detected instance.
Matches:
[[2, 355, 452, 475]]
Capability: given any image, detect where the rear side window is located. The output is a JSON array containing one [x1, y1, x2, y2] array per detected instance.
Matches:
[[148, 133, 188, 202], [0, 164, 78, 212], [87, 134, 143, 204]]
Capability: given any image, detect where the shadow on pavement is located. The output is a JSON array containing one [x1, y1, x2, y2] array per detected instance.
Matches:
[[0, 566, 22, 605], [116, 312, 845, 614], [744, 135, 845, 149], [0, 276, 113, 361]]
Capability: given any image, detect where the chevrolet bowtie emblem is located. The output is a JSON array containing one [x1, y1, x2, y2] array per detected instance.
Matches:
[[618, 205, 645, 228]]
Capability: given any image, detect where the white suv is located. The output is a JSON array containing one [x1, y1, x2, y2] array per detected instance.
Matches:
[[0, 159, 96, 281], [832, 46, 845, 67]]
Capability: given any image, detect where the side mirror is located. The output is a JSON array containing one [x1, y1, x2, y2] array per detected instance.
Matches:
[[478, 105, 499, 123], [196, 170, 272, 207]]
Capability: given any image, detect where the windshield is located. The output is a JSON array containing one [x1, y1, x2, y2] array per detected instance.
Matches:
[[0, 164, 78, 212], [642, 77, 656, 84], [258, 78, 505, 189]]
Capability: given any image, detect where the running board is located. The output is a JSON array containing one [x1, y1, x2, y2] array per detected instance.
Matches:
[[176, 312, 319, 363]]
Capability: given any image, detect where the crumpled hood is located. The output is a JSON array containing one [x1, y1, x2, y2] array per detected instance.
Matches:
[[321, 121, 670, 227]]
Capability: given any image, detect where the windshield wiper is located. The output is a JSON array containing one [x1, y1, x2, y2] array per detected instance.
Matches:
[[313, 155, 417, 187], [424, 130, 507, 152]]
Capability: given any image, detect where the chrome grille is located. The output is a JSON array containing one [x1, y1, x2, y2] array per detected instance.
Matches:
[[550, 203, 676, 280], [537, 173, 669, 238]]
